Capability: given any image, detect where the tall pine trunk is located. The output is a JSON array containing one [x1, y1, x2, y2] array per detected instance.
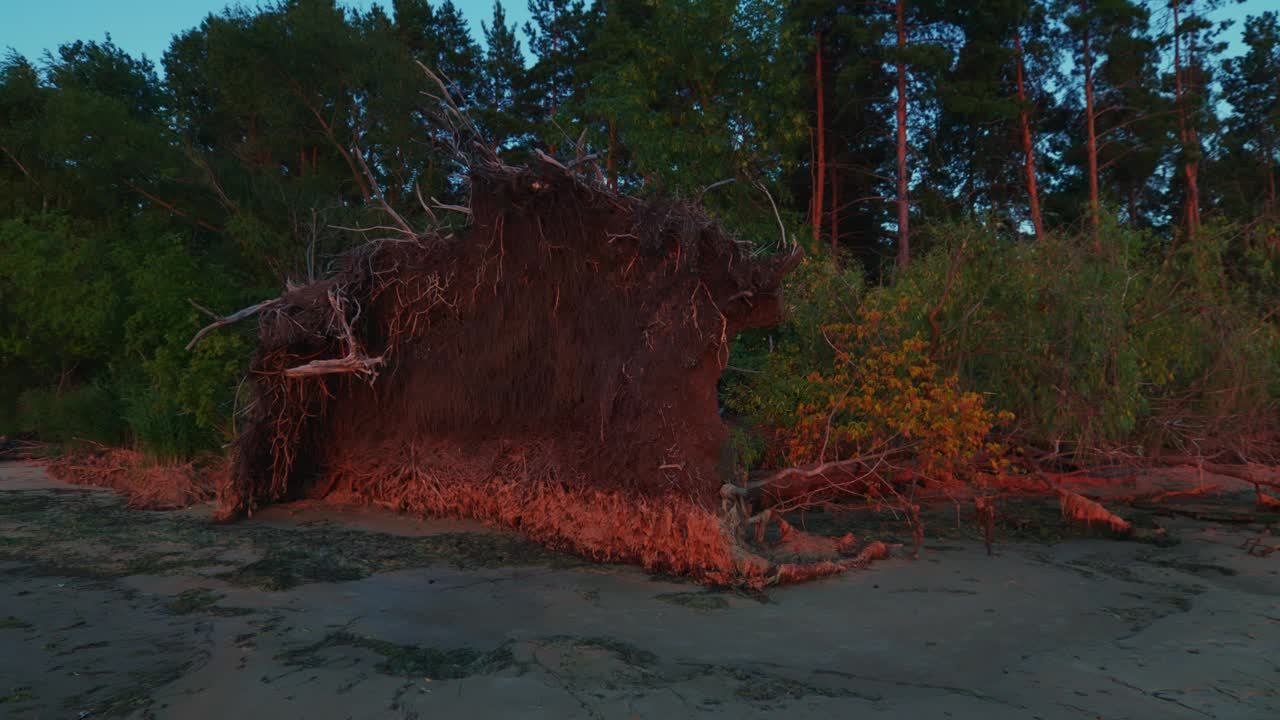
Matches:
[[830, 164, 840, 262], [1263, 135, 1277, 221], [1081, 3, 1100, 250], [607, 120, 617, 192], [1014, 28, 1044, 239], [1172, 1, 1202, 238], [813, 29, 827, 252], [895, 0, 911, 270]]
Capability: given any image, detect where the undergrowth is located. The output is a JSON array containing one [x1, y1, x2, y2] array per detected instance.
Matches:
[[726, 217, 1280, 471]]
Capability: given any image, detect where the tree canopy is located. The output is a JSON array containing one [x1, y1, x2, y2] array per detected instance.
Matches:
[[1, 0, 1277, 457]]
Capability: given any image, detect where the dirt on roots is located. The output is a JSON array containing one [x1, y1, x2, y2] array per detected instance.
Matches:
[[218, 154, 843, 587]]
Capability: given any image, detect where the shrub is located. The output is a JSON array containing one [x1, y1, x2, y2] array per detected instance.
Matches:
[[14, 382, 124, 446], [906, 218, 1280, 455], [723, 258, 865, 468], [726, 215, 1280, 473], [119, 383, 210, 461], [725, 258, 1007, 478], [781, 297, 1008, 479], [896, 217, 1150, 450]]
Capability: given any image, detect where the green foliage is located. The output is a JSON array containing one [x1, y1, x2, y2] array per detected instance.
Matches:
[[934, 218, 1275, 450], [1212, 11, 1280, 224], [14, 383, 124, 446], [726, 256, 1006, 475], [115, 228, 256, 447], [119, 384, 210, 461], [729, 217, 1280, 463], [3, 0, 1280, 471], [900, 217, 1152, 446], [478, 0, 534, 149], [724, 258, 865, 465], [0, 214, 250, 457], [566, 0, 806, 236], [0, 214, 124, 376]]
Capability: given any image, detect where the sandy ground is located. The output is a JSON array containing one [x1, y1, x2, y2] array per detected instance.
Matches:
[[1, 461, 1278, 719]]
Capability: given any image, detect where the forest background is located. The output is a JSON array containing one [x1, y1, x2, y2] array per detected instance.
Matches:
[[1, 0, 1277, 472]]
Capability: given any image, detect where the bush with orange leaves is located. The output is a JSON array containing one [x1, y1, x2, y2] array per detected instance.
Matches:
[[725, 260, 1010, 501], [780, 296, 1010, 486]]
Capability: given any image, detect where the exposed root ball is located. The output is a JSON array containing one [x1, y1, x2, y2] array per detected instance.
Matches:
[[304, 441, 890, 588], [215, 152, 851, 585]]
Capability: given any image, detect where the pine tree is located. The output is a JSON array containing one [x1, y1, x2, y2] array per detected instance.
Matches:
[[0, 53, 48, 214], [924, 0, 1054, 237], [479, 0, 532, 151], [1164, 0, 1228, 239], [524, 0, 597, 149], [788, 2, 896, 268], [393, 1, 483, 99], [879, 0, 950, 268], [1054, 0, 1155, 244], [1216, 11, 1280, 224]]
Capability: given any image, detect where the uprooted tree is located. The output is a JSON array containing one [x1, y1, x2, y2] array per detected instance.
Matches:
[[185, 70, 1280, 588], [184, 75, 899, 588]]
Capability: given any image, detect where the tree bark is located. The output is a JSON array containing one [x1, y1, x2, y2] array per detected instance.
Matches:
[[895, 0, 911, 270], [0, 143, 35, 184], [1081, 3, 1100, 250], [813, 29, 827, 251], [607, 120, 617, 192], [830, 163, 840, 262], [1268, 161, 1277, 221], [1172, 1, 1201, 238], [1014, 28, 1044, 239], [1265, 135, 1277, 221], [123, 179, 219, 233]]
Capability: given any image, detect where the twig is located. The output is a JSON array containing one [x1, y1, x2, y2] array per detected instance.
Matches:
[[754, 180, 789, 250], [187, 298, 284, 350], [432, 198, 472, 215], [697, 178, 736, 202], [283, 290, 384, 381], [722, 449, 898, 501], [533, 149, 567, 172], [352, 139, 417, 237]]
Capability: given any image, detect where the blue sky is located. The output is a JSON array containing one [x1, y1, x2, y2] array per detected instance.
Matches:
[[0, 0, 530, 67], [1, 0, 1275, 70]]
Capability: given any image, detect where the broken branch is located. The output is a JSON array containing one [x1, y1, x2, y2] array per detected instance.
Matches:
[[187, 298, 284, 351], [282, 289, 384, 381]]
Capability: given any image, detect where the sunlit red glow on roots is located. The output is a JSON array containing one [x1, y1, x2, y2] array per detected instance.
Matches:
[[45, 449, 223, 510], [306, 442, 891, 589]]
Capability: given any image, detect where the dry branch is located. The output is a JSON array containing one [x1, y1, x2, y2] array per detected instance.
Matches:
[[1151, 454, 1280, 495], [186, 298, 284, 350], [723, 450, 897, 504], [432, 198, 472, 215], [353, 139, 417, 237], [283, 354, 384, 378], [283, 289, 383, 381]]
